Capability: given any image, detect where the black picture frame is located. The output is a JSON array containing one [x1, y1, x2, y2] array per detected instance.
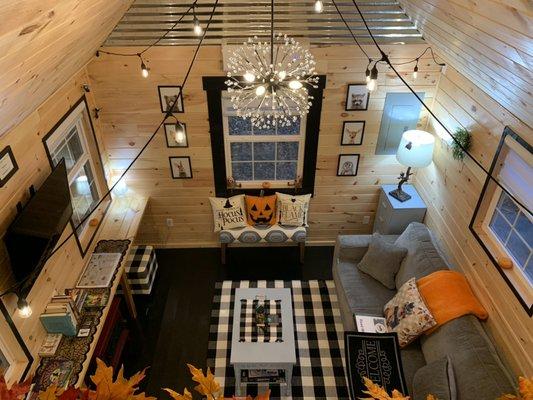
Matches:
[[158, 85, 184, 113], [469, 126, 532, 316], [202, 75, 327, 197], [345, 84, 369, 111], [337, 154, 360, 176], [164, 122, 188, 148], [0, 146, 19, 188], [341, 121, 365, 145], [169, 156, 193, 179], [42, 95, 110, 257]]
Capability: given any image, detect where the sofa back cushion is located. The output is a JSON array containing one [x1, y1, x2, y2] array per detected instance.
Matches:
[[412, 357, 456, 400], [394, 222, 448, 287], [420, 315, 515, 400]]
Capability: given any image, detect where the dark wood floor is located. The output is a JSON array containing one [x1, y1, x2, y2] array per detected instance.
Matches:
[[122, 246, 334, 397]]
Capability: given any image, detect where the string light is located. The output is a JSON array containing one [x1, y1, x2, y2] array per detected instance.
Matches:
[[138, 54, 149, 78], [314, 0, 324, 12], [365, 59, 372, 83], [193, 5, 203, 36], [17, 297, 32, 318], [367, 64, 378, 92], [413, 59, 419, 79], [174, 119, 186, 143]]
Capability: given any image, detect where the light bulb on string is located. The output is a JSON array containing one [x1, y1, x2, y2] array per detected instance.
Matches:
[[314, 0, 323, 12], [17, 297, 32, 318], [367, 64, 378, 92], [174, 120, 185, 143], [138, 54, 148, 78], [413, 60, 419, 79], [365, 60, 372, 83], [193, 16, 203, 36]]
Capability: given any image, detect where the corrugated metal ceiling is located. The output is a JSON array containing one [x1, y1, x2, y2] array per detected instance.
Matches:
[[104, 0, 424, 46]]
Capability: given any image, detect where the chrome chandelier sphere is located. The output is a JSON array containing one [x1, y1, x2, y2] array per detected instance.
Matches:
[[225, 33, 319, 128]]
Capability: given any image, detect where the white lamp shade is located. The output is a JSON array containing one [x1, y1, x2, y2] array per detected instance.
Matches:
[[396, 130, 435, 168]]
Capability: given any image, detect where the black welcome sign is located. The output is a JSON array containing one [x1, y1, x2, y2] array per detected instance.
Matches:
[[345, 332, 408, 399]]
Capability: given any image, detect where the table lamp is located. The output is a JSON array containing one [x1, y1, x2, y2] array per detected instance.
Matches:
[[389, 130, 435, 202]]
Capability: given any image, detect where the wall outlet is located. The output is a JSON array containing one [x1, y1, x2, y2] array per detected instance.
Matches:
[[362, 215, 371, 225], [166, 218, 174, 227]]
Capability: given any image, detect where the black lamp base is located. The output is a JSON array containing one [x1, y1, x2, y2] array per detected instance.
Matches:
[[389, 188, 412, 202]]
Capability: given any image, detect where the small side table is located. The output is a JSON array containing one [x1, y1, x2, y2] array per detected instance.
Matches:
[[373, 184, 427, 234]]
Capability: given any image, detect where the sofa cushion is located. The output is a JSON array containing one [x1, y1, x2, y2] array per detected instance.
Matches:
[[400, 342, 427, 397], [336, 260, 396, 316], [412, 357, 456, 400], [357, 233, 407, 289], [420, 315, 515, 400], [394, 222, 448, 287]]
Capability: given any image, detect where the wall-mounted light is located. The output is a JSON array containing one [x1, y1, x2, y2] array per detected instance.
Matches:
[[17, 297, 32, 318]]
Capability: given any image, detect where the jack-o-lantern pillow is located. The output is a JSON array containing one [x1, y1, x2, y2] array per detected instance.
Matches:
[[245, 195, 277, 226]]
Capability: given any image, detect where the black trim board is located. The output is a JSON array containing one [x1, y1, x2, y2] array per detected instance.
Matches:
[[202, 75, 326, 197], [469, 126, 532, 316]]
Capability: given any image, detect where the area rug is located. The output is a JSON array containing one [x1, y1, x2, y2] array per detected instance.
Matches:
[[207, 280, 350, 399]]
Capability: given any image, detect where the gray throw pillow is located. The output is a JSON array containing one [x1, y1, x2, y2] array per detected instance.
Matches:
[[357, 233, 407, 289], [412, 357, 457, 400]]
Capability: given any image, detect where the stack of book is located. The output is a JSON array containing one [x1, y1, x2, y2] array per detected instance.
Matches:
[[39, 290, 87, 336]]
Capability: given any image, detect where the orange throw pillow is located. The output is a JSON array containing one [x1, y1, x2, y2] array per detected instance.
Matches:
[[245, 195, 277, 226], [417, 270, 488, 334]]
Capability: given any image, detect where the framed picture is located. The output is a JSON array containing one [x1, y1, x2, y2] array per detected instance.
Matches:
[[345, 84, 369, 111], [337, 154, 360, 176], [341, 121, 365, 145], [169, 156, 193, 179], [164, 122, 188, 148], [0, 146, 18, 188], [158, 86, 184, 113]]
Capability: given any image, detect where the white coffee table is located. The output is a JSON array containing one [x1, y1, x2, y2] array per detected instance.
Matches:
[[230, 288, 296, 396]]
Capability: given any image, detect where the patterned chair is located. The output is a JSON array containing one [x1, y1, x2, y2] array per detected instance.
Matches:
[[219, 224, 307, 264]]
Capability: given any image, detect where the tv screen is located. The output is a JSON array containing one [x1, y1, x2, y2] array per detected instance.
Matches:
[[4, 159, 73, 283]]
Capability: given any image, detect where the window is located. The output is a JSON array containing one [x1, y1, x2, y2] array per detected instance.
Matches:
[[43, 97, 109, 256], [222, 96, 306, 188], [470, 127, 533, 315]]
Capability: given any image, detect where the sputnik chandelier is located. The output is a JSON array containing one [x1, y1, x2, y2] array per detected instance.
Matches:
[[225, 0, 319, 128]]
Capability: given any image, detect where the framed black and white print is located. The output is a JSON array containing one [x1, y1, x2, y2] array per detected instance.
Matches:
[[345, 84, 369, 111], [0, 146, 18, 188], [337, 154, 360, 176], [164, 122, 188, 148], [158, 86, 184, 113], [341, 121, 365, 145], [169, 156, 193, 179]]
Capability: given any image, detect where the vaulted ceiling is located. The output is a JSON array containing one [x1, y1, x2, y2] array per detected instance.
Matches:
[[0, 0, 133, 137], [398, 0, 533, 128], [104, 0, 424, 45]]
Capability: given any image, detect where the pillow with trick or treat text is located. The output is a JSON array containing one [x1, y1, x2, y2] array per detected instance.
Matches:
[[245, 195, 277, 226], [209, 195, 248, 232]]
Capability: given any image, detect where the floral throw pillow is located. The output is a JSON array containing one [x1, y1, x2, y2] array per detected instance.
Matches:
[[383, 278, 437, 347]]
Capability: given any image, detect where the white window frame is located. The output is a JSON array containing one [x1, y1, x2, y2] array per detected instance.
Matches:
[[45, 102, 100, 237], [221, 93, 306, 189], [479, 136, 532, 306]]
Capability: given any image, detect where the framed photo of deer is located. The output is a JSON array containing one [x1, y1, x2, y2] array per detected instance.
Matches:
[[341, 121, 365, 145], [337, 154, 360, 177], [345, 84, 369, 111], [158, 85, 184, 113]]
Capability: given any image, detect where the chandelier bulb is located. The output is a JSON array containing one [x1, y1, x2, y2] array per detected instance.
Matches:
[[244, 71, 255, 82], [289, 80, 303, 90], [256, 85, 266, 96], [278, 70, 287, 80], [314, 0, 323, 12]]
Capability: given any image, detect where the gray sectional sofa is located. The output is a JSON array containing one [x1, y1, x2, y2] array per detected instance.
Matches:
[[333, 222, 516, 400]]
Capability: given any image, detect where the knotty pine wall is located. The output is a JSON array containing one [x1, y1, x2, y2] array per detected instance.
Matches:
[[0, 68, 112, 373], [88, 44, 440, 247]]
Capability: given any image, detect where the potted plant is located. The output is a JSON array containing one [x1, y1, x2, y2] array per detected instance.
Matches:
[[451, 127, 472, 161]]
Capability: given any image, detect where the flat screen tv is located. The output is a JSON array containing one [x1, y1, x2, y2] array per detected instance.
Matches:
[[4, 159, 73, 284]]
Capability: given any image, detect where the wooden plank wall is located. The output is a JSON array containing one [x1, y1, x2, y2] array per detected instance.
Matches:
[[0, 68, 115, 375], [87, 44, 440, 247], [399, 0, 533, 376], [0, 0, 132, 137]]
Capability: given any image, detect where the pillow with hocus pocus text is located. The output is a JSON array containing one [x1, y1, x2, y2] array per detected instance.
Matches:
[[209, 195, 248, 232]]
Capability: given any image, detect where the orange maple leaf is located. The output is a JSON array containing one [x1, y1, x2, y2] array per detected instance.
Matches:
[[163, 388, 192, 400], [186, 364, 221, 398], [38, 386, 61, 400], [518, 377, 533, 400], [0, 376, 32, 400]]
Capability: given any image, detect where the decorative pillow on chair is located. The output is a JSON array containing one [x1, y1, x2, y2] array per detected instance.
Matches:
[[357, 233, 407, 289], [245, 195, 277, 226], [383, 278, 437, 347], [275, 192, 311, 227], [209, 195, 247, 232]]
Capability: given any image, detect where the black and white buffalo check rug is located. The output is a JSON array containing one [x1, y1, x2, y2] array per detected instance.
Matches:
[[207, 280, 350, 399]]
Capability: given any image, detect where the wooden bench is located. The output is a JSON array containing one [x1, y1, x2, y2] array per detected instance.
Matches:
[[219, 224, 307, 264]]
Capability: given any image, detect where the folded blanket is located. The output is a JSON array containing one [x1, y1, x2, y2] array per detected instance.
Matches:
[[417, 270, 488, 334]]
